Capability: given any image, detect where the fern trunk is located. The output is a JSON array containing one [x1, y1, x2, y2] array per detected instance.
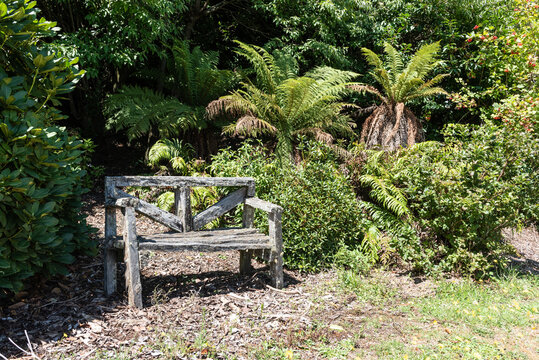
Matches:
[[360, 103, 424, 151]]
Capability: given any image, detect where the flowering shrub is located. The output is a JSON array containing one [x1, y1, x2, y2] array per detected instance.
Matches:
[[454, 0, 538, 133]]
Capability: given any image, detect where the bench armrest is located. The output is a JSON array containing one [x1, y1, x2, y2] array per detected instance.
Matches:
[[244, 197, 283, 214]]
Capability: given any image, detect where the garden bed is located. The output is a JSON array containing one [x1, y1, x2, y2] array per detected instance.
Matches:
[[0, 190, 537, 359]]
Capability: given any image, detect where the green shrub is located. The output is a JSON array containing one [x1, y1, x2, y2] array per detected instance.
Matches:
[[210, 141, 367, 271], [0, 0, 92, 294], [358, 121, 538, 275]]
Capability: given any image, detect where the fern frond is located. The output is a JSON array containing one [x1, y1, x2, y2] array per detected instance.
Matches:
[[234, 41, 276, 93], [229, 115, 278, 136], [384, 43, 403, 84], [156, 191, 175, 212], [359, 174, 410, 218], [347, 84, 388, 104], [401, 87, 448, 103], [362, 47, 393, 100], [148, 139, 194, 173], [104, 86, 195, 142]]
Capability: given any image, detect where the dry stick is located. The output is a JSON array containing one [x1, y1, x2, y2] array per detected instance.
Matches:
[[5, 330, 41, 360], [37, 294, 86, 309], [265, 284, 298, 295], [238, 270, 262, 288]]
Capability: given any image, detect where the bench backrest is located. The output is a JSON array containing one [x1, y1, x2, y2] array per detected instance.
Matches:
[[105, 176, 256, 232]]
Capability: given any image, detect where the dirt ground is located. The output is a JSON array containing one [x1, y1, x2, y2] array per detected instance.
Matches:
[[0, 189, 537, 359]]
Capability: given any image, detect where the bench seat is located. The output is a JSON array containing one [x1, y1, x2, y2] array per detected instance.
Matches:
[[111, 228, 272, 252]]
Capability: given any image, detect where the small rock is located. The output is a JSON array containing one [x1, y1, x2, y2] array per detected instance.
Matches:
[[51, 287, 62, 295]]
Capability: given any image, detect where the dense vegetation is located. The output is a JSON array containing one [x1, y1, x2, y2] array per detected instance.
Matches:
[[0, 0, 93, 294], [1, 0, 538, 292]]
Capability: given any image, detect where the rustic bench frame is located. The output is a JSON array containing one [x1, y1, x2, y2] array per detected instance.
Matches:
[[104, 176, 284, 308]]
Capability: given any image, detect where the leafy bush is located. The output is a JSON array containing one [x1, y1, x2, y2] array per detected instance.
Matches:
[[357, 121, 538, 275], [210, 141, 367, 271], [0, 0, 93, 293]]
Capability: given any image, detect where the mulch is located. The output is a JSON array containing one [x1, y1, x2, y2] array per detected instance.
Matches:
[[0, 188, 537, 359]]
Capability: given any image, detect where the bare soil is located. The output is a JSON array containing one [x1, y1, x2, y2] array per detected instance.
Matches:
[[0, 189, 537, 359]]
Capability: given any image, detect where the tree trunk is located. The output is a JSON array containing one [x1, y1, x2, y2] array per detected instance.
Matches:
[[360, 103, 424, 151]]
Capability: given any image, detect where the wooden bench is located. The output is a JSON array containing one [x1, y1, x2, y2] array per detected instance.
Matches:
[[103, 176, 284, 308]]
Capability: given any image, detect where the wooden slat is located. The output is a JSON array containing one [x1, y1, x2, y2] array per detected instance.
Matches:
[[240, 183, 256, 274], [137, 228, 260, 239], [111, 229, 272, 252], [245, 197, 283, 214], [192, 188, 247, 230], [124, 207, 143, 308], [108, 176, 255, 187], [242, 183, 256, 228], [114, 189, 184, 232]]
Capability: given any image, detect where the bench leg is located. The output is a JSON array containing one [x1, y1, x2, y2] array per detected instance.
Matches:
[[269, 210, 284, 289], [124, 206, 143, 308], [239, 250, 253, 274], [104, 206, 117, 296], [270, 251, 283, 289], [104, 248, 117, 296]]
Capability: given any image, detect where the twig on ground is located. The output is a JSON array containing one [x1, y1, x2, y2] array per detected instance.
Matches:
[[265, 284, 299, 295], [4, 330, 41, 360]]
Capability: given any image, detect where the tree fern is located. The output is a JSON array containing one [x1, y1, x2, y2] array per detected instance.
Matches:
[[350, 42, 449, 150], [209, 43, 358, 162]]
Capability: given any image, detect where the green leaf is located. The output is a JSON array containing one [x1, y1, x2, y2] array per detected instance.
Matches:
[[55, 253, 75, 264], [0, 258, 10, 269], [0, 3, 7, 17]]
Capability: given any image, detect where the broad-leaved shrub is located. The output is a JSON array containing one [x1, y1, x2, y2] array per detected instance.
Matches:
[[360, 122, 538, 275], [0, 0, 92, 294], [210, 141, 367, 271]]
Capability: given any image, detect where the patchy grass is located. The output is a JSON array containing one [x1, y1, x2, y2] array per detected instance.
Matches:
[[29, 268, 539, 360]]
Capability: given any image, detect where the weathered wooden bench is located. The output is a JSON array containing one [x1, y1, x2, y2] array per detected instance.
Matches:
[[103, 176, 284, 308]]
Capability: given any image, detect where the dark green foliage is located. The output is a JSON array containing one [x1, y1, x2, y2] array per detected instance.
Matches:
[[0, 0, 93, 293], [0, 112, 94, 292], [210, 141, 367, 271], [45, 0, 189, 78], [357, 122, 538, 275], [104, 41, 236, 151]]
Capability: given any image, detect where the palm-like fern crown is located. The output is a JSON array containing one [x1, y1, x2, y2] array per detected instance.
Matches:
[[353, 42, 448, 105], [233, 40, 299, 94], [210, 42, 358, 159]]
